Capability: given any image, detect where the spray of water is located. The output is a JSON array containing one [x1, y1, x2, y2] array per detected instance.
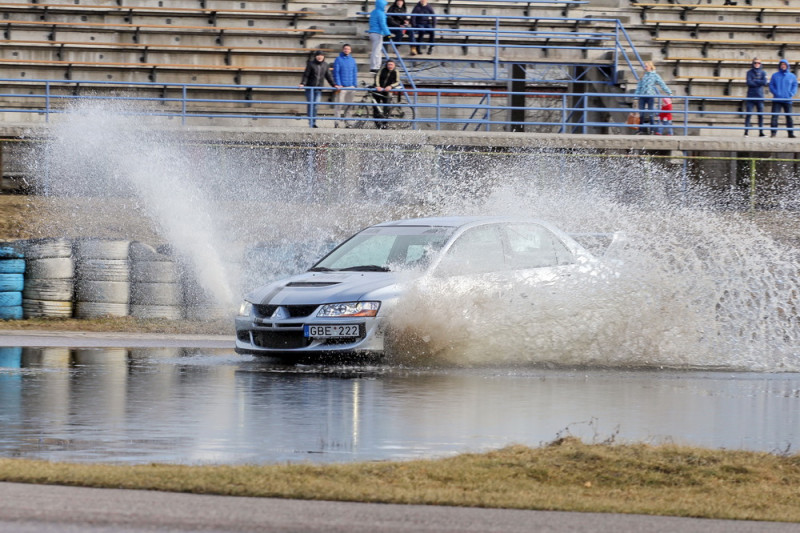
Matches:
[[27, 101, 800, 370]]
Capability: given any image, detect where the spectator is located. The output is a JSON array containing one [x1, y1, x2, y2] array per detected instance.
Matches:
[[387, 0, 411, 46], [332, 44, 358, 128], [768, 58, 797, 138], [299, 50, 338, 128], [656, 97, 673, 136], [411, 0, 435, 56], [371, 59, 401, 128], [635, 61, 672, 135], [369, 0, 392, 72], [744, 57, 767, 137]]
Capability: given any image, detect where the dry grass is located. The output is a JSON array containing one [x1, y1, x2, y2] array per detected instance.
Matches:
[[0, 439, 798, 522]]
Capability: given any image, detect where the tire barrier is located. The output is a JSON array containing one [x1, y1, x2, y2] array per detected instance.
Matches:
[[129, 242, 184, 320], [74, 239, 131, 318], [21, 238, 73, 319], [0, 242, 24, 320]]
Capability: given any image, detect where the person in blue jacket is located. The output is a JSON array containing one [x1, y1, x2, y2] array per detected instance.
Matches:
[[332, 44, 359, 128], [768, 59, 798, 137], [369, 0, 392, 72], [744, 58, 767, 136], [635, 61, 672, 135]]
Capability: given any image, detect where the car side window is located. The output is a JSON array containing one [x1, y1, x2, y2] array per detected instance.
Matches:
[[436, 225, 506, 275], [504, 223, 575, 268]]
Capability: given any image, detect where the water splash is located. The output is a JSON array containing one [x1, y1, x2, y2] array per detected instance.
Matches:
[[27, 101, 800, 371]]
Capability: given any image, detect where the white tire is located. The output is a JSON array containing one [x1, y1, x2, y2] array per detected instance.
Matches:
[[23, 279, 74, 301], [74, 239, 131, 260], [76, 259, 130, 281], [26, 257, 74, 279], [23, 238, 72, 259], [75, 280, 131, 304], [129, 242, 171, 262], [75, 301, 129, 318], [131, 261, 180, 283], [130, 304, 183, 319], [130, 282, 182, 306], [22, 299, 73, 318]]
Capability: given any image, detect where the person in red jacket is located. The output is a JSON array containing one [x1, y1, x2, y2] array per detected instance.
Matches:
[[656, 97, 673, 136]]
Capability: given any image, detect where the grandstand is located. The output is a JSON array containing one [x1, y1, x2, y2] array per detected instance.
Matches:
[[0, 0, 797, 134]]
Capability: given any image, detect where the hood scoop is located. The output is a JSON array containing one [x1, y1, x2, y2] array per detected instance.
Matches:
[[285, 281, 340, 288]]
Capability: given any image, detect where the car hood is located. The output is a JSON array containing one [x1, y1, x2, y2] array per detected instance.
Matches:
[[246, 270, 417, 306]]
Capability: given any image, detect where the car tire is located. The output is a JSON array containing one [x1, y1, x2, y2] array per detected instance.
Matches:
[[75, 301, 129, 318], [0, 259, 25, 274], [22, 279, 74, 301], [74, 239, 131, 260], [22, 299, 73, 318], [75, 280, 131, 304], [26, 258, 74, 279]]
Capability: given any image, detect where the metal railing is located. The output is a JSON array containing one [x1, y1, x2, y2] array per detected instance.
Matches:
[[1, 78, 795, 135], [363, 14, 645, 86]]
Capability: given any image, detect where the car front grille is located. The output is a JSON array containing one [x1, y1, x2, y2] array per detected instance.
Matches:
[[252, 330, 312, 349], [254, 304, 319, 318]]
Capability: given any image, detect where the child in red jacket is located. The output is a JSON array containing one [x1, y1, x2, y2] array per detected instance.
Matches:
[[657, 97, 673, 135]]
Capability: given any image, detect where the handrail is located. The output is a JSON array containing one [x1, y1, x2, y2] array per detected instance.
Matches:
[[0, 78, 790, 136], [359, 13, 645, 86]]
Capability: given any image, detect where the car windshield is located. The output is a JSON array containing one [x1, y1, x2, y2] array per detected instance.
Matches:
[[311, 225, 455, 272]]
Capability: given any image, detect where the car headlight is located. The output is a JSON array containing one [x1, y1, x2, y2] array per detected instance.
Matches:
[[317, 301, 380, 318], [238, 301, 253, 317]]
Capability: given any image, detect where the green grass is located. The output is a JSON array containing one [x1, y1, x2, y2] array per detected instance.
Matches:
[[1, 439, 798, 522]]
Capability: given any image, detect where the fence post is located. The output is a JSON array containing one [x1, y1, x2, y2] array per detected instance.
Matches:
[[181, 85, 187, 126], [45, 82, 52, 123], [749, 158, 757, 211]]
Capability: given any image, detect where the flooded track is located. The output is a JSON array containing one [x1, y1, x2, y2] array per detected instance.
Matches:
[[1, 346, 798, 464]]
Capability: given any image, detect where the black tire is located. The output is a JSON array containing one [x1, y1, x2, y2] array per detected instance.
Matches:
[[75, 239, 131, 260], [76, 259, 130, 282], [352, 104, 378, 129], [75, 280, 131, 304], [385, 103, 416, 129]]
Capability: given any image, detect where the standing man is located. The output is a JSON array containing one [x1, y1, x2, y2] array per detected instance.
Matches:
[[411, 0, 435, 56], [299, 50, 338, 128], [369, 0, 392, 72], [768, 59, 798, 138], [744, 58, 767, 137], [332, 44, 358, 128]]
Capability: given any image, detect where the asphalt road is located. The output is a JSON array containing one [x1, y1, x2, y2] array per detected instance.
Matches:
[[0, 330, 234, 349], [1, 482, 798, 533]]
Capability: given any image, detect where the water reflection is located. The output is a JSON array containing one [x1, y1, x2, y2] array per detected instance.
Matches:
[[0, 347, 798, 464]]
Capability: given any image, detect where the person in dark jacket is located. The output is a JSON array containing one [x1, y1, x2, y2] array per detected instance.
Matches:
[[744, 58, 767, 136], [332, 44, 358, 128], [768, 58, 798, 137], [410, 0, 435, 56], [370, 59, 401, 128], [299, 50, 338, 127], [387, 0, 411, 44]]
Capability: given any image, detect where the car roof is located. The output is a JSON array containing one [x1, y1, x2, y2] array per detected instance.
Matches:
[[371, 216, 551, 229]]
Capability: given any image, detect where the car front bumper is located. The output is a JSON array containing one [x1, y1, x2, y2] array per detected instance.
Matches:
[[234, 314, 386, 360]]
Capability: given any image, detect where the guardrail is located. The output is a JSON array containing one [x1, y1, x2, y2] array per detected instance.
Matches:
[[0, 78, 794, 135]]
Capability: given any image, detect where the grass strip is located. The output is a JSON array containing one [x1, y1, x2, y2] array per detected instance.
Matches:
[[1, 438, 798, 522]]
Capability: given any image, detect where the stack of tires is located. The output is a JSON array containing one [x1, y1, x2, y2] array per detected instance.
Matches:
[[0, 242, 25, 320], [74, 239, 131, 318], [20, 238, 73, 319], [129, 242, 183, 319]]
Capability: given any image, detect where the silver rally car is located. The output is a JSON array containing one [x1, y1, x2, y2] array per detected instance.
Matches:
[[234, 216, 603, 360]]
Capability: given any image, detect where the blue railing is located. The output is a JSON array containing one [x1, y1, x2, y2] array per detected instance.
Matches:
[[0, 78, 791, 135]]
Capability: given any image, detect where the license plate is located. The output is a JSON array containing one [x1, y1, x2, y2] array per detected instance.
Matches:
[[304, 324, 360, 338]]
